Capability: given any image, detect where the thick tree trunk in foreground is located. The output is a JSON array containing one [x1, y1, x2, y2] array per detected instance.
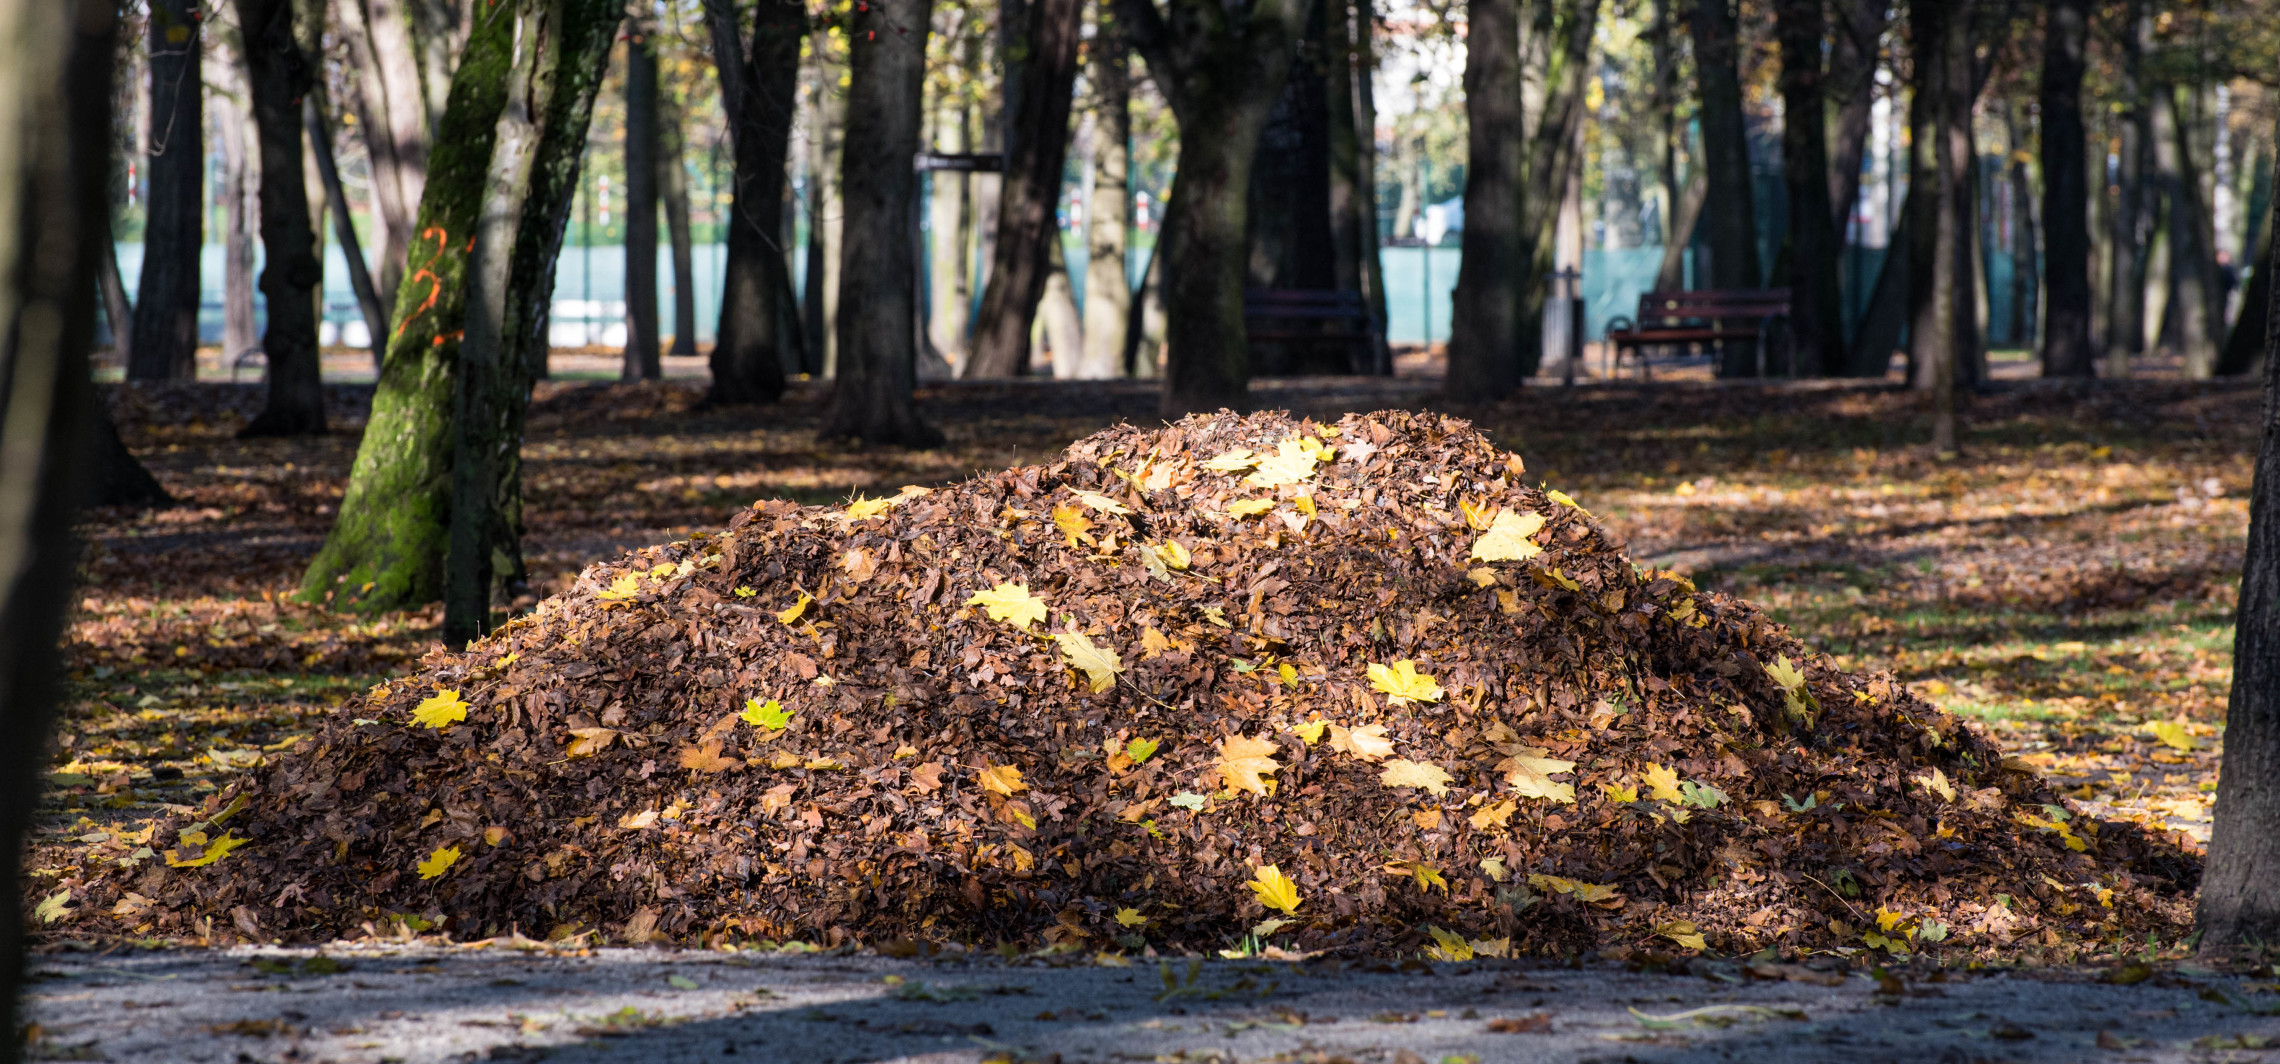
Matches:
[[821, 0, 941, 446], [1688, 0, 1757, 300], [447, 0, 620, 642], [1774, 0, 1839, 377], [966, 0, 1083, 379], [704, 0, 801, 404], [0, 2, 112, 1050], [300, 9, 518, 611], [130, 0, 202, 381], [2039, 0, 2095, 378], [1080, 2, 1131, 380], [2200, 138, 2280, 953], [1447, 0, 1524, 399], [622, 20, 661, 380], [236, 0, 329, 438], [1120, 0, 1314, 414], [660, 87, 698, 356]]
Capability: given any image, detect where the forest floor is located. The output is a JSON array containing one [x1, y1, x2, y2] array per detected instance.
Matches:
[[24, 373, 2266, 1059]]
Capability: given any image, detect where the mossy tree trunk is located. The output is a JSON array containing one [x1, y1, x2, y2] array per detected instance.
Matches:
[[235, 0, 329, 437], [298, 7, 514, 612], [1117, 0, 1314, 416], [703, 0, 802, 405]]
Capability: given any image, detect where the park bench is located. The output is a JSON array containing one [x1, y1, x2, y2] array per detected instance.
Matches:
[[1244, 288, 1378, 373], [1604, 288, 1790, 379]]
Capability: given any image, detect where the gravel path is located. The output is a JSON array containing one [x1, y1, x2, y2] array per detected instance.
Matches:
[[26, 944, 2280, 1063]]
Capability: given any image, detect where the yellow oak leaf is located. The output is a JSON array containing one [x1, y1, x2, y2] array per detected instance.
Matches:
[[1227, 498, 1275, 517], [1642, 763, 1685, 803], [776, 592, 812, 624], [1497, 744, 1578, 804], [1216, 736, 1283, 796], [1072, 489, 1131, 514], [411, 689, 468, 730], [1244, 439, 1320, 488], [164, 830, 247, 868], [1468, 508, 1547, 562], [417, 845, 461, 880], [678, 743, 740, 773], [1327, 722, 1394, 762], [1248, 863, 1302, 914], [1367, 660, 1443, 704], [967, 582, 1048, 630], [596, 573, 641, 602], [1469, 799, 1517, 830], [1379, 758, 1454, 796], [1054, 630, 1125, 692], [1051, 504, 1096, 547], [979, 764, 1027, 796], [1114, 907, 1147, 928]]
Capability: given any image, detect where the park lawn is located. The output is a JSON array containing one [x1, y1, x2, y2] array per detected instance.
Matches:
[[30, 375, 2258, 950]]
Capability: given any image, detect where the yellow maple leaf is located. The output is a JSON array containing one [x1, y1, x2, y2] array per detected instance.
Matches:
[[740, 698, 792, 730], [1327, 722, 1394, 762], [979, 764, 1028, 796], [164, 830, 247, 868], [1469, 509, 1547, 563], [967, 582, 1048, 630], [1600, 782, 1639, 803], [1051, 504, 1096, 547], [1497, 744, 1577, 803], [1642, 763, 1685, 804], [564, 727, 618, 758], [776, 592, 812, 625], [678, 743, 741, 773], [1248, 864, 1302, 914], [1216, 736, 1283, 796], [1072, 489, 1131, 514], [417, 845, 461, 880], [1114, 907, 1147, 928], [1385, 859, 1448, 893], [1458, 498, 1497, 531], [1227, 498, 1275, 518], [1054, 630, 1125, 692], [1202, 448, 1260, 472], [1469, 799, 1518, 830], [2145, 720, 2195, 752], [411, 689, 468, 730], [1528, 873, 1622, 905], [1379, 758, 1454, 796], [1424, 925, 1475, 961], [1916, 766, 1956, 802], [1292, 720, 1328, 745], [1151, 540, 1192, 570], [1656, 920, 1708, 950], [1368, 660, 1443, 704], [596, 573, 642, 603], [844, 494, 899, 520], [1245, 439, 1322, 488]]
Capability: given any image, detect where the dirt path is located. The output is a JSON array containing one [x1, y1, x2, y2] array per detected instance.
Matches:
[[27, 943, 2280, 1063]]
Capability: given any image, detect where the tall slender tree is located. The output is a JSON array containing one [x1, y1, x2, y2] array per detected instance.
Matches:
[[703, 0, 803, 404], [1080, 0, 1132, 379], [235, 0, 329, 437], [2105, 0, 2151, 378], [823, 0, 943, 445], [623, 17, 662, 380], [129, 0, 203, 381], [342, 0, 436, 312], [966, 0, 1085, 379], [1773, 0, 1839, 376], [1118, 0, 1315, 414], [2039, 0, 2094, 377], [1825, 0, 1888, 239], [1688, 0, 1758, 312], [659, 83, 698, 356], [1446, 0, 1524, 399]]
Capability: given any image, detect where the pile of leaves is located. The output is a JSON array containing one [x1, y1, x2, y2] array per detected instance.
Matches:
[[51, 410, 2199, 956]]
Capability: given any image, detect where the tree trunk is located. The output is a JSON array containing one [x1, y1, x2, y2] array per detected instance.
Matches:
[[2173, 81, 2222, 378], [300, 6, 519, 611], [2107, 0, 2151, 377], [1042, 239, 1084, 376], [1121, 0, 1313, 415], [342, 0, 434, 316], [821, 0, 942, 446], [1647, 0, 1677, 251], [660, 83, 698, 356], [1324, 0, 1367, 374], [966, 0, 1084, 379], [1080, 0, 1130, 380], [1825, 0, 1886, 237], [2222, 196, 2272, 377], [1513, 0, 1597, 379], [233, 0, 329, 437], [802, 73, 830, 376], [2200, 134, 2280, 955], [2039, 0, 2094, 377], [129, 0, 202, 381], [1919, 0, 1966, 455], [1774, 0, 1840, 377], [622, 21, 661, 380], [1446, 0, 1524, 399], [1688, 0, 1758, 301], [1350, 0, 1390, 375], [0, 6, 114, 1048], [217, 84, 260, 364], [926, 101, 975, 371], [1127, 236, 1165, 377], [703, 0, 801, 404], [1656, 172, 1705, 292], [1246, 0, 1336, 357], [99, 237, 133, 363], [306, 98, 391, 359]]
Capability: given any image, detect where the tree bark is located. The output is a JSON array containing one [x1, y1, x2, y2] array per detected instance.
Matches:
[[1446, 0, 1524, 399], [1042, 239, 1084, 375], [341, 0, 434, 317], [1513, 0, 1597, 379], [130, 0, 203, 381], [0, 4, 113, 1048], [233, 0, 328, 437], [211, 52, 259, 365], [2200, 135, 2280, 955], [821, 0, 942, 446], [1120, 0, 1314, 415], [1080, 0, 1131, 380], [1774, 0, 1840, 377], [2005, 101, 2039, 352], [1127, 235, 1166, 376], [1825, 0, 1886, 237], [1350, 0, 1390, 375], [2106, 0, 2150, 377], [1916, 0, 1964, 455], [1688, 0, 1757, 299], [966, 0, 1084, 379], [2173, 81, 2222, 378], [926, 98, 975, 371], [99, 237, 134, 363], [305, 98, 391, 359], [660, 83, 698, 356], [2222, 197, 2272, 378], [703, 0, 801, 404], [2039, 0, 2094, 377], [1324, 0, 1367, 373], [622, 20, 661, 380]]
